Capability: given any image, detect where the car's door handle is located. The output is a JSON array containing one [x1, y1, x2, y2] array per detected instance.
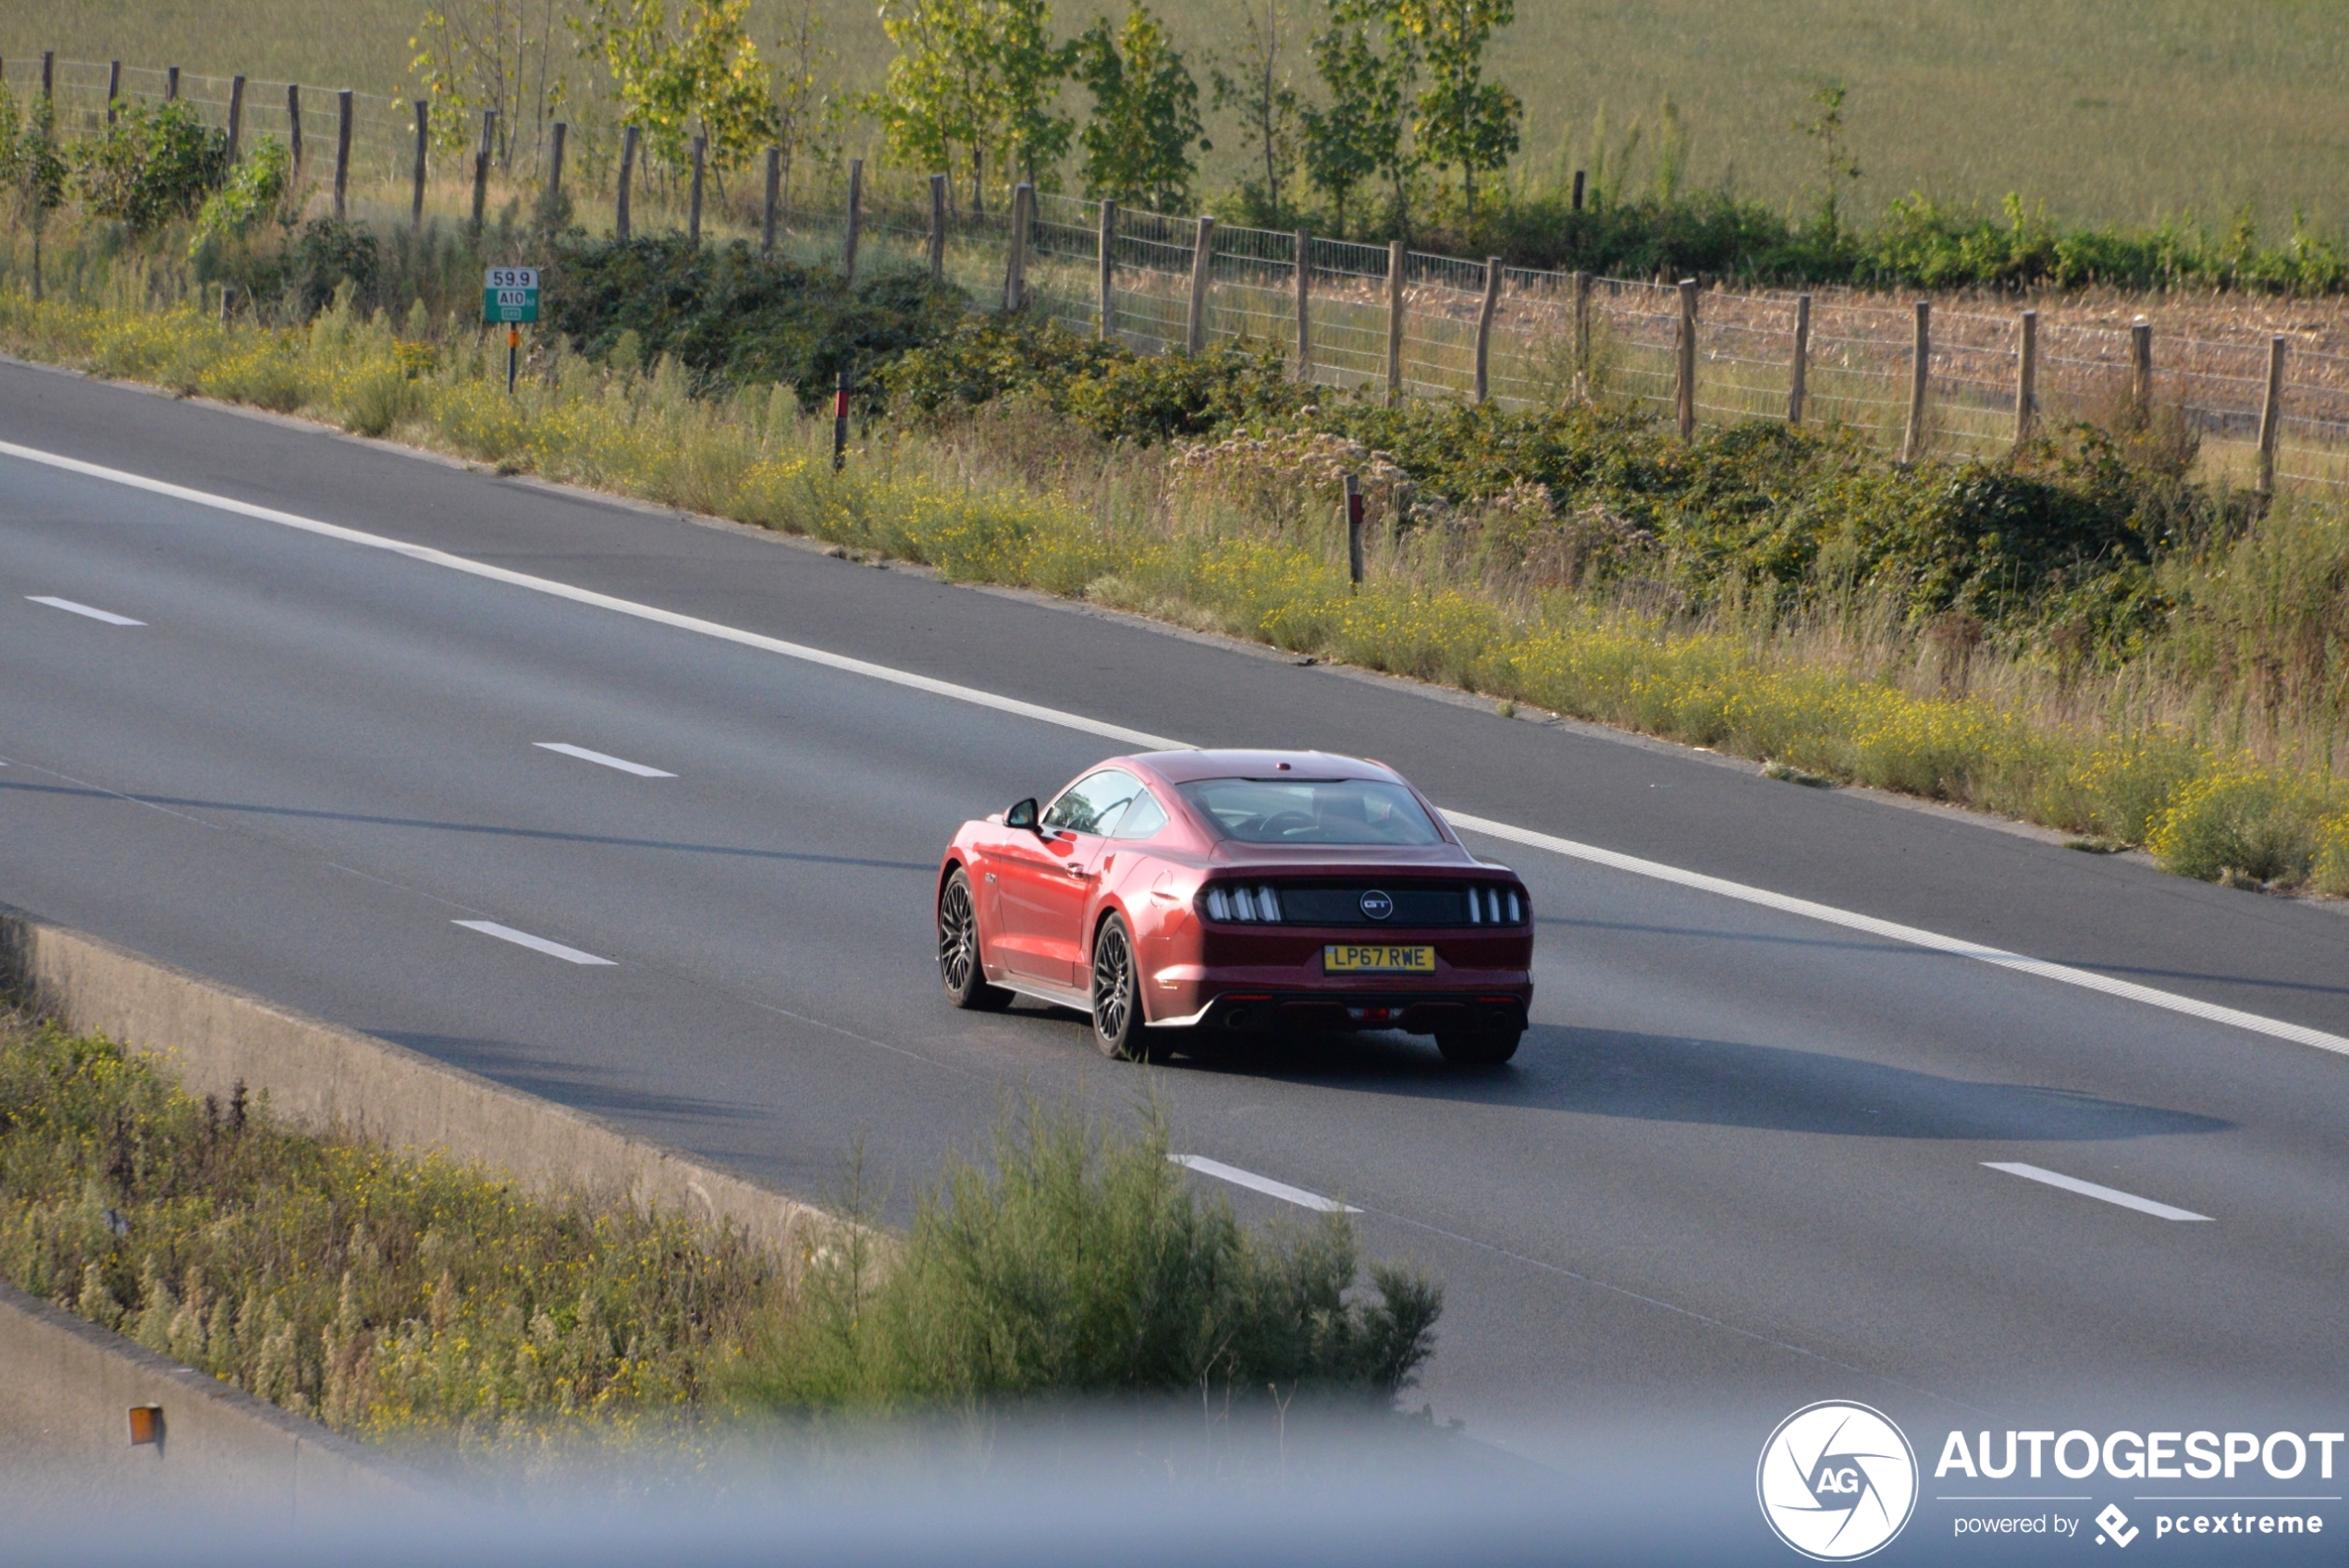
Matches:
[[1064, 864, 1093, 878]]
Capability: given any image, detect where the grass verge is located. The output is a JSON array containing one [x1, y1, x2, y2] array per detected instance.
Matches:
[[0, 284, 2343, 898], [0, 1011, 1442, 1446]]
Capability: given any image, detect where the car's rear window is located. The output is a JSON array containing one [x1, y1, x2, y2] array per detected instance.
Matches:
[[1175, 778, 1444, 846]]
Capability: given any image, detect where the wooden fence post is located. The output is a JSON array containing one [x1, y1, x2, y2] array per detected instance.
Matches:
[[687, 134, 706, 246], [1788, 293, 1811, 425], [1473, 255, 1502, 404], [615, 126, 637, 239], [1295, 230, 1312, 382], [41, 51, 54, 98], [761, 146, 779, 256], [544, 120, 566, 227], [2257, 336, 2286, 498], [842, 156, 864, 279], [1571, 270, 1592, 388], [928, 174, 947, 285], [1901, 299, 1930, 462], [1385, 239, 1408, 404], [1572, 170, 1585, 212], [410, 102, 428, 227], [226, 75, 244, 162], [471, 110, 494, 231], [1344, 472, 1365, 584], [166, 67, 179, 102], [2014, 310, 2037, 445], [2131, 317, 2154, 427], [1097, 199, 1117, 340], [333, 90, 353, 221], [287, 84, 302, 177], [1675, 278, 1698, 439], [105, 60, 120, 123], [1186, 214, 1216, 351], [1005, 181, 1035, 312]]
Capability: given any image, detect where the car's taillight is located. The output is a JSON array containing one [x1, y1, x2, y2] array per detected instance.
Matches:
[[1465, 887, 1525, 925], [1202, 885, 1282, 923]]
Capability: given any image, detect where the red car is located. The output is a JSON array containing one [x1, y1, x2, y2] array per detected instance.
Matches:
[[934, 750, 1533, 1065]]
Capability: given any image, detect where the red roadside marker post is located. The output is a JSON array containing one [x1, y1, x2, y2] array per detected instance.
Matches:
[[833, 372, 852, 471], [1344, 472, 1365, 585]]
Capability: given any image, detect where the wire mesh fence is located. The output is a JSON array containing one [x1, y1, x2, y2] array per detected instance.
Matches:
[[6, 49, 2347, 490]]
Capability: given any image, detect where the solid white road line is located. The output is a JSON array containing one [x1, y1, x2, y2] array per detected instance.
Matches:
[[1983, 1161, 2213, 1222], [535, 741, 676, 778], [452, 919, 617, 966], [28, 594, 144, 626], [1172, 1154, 1362, 1213], [1442, 811, 2349, 1060], [11, 437, 2347, 1062]]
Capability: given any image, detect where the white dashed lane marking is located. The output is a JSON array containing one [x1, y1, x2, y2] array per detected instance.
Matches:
[[28, 595, 144, 626], [535, 741, 676, 778], [1984, 1161, 2212, 1221], [452, 919, 616, 966], [1173, 1155, 1361, 1213]]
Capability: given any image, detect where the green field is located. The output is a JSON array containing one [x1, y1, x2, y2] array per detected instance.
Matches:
[[7, 0, 2348, 235]]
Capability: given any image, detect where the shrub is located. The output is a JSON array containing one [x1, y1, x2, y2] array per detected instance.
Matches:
[[72, 101, 228, 233], [0, 1017, 781, 1437], [191, 137, 292, 253], [2146, 767, 2324, 886], [732, 1100, 1440, 1411], [544, 236, 964, 410], [288, 217, 384, 318]]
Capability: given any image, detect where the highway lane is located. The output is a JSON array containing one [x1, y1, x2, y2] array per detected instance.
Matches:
[[6, 364, 2349, 1474]]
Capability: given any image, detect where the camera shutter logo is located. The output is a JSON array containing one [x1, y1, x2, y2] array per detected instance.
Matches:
[[1757, 1401, 1918, 1560]]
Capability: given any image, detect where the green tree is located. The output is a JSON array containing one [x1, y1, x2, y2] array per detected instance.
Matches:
[[410, 0, 569, 168], [869, 0, 1072, 212], [1076, 5, 1204, 210], [989, 0, 1077, 188], [769, 0, 841, 212], [1392, 0, 1519, 222], [574, 0, 777, 176], [1209, 0, 1300, 222], [1299, 6, 1407, 237], [1797, 83, 1860, 239], [0, 88, 69, 300], [74, 100, 231, 234]]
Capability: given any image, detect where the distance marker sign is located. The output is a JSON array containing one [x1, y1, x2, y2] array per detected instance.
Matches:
[[483, 266, 540, 324]]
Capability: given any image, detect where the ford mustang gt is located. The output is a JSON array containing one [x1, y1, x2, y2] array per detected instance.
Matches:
[[934, 750, 1532, 1065]]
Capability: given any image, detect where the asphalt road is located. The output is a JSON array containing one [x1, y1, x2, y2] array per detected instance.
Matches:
[[6, 359, 2348, 1487]]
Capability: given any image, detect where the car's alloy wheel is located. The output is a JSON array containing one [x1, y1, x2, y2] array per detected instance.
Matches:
[[1435, 1025, 1522, 1066], [1090, 914, 1153, 1060], [939, 868, 1011, 1011]]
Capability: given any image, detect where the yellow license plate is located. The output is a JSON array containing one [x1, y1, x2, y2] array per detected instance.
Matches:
[[1322, 944, 1435, 974]]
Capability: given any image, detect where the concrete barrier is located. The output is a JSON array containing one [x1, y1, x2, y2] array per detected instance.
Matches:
[[0, 1276, 412, 1513], [0, 903, 830, 1259], [0, 903, 842, 1499]]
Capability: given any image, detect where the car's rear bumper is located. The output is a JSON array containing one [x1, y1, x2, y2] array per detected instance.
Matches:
[[1149, 987, 1530, 1036]]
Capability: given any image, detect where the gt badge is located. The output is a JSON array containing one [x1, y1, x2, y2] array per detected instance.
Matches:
[[1359, 889, 1394, 921]]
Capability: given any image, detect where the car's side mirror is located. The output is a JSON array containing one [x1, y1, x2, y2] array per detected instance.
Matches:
[[1005, 797, 1041, 833]]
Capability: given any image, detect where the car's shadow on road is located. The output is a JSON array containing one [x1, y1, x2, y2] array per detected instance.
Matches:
[[1168, 1025, 2229, 1142]]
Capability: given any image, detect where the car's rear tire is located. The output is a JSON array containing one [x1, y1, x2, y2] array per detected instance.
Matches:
[[939, 868, 1012, 1011], [1090, 913, 1159, 1061], [1435, 1025, 1521, 1066]]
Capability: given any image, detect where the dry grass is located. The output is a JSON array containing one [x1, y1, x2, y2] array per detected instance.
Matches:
[[8, 0, 2349, 237]]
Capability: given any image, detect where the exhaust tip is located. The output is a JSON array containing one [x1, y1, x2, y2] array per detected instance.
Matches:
[[1225, 1009, 1252, 1030]]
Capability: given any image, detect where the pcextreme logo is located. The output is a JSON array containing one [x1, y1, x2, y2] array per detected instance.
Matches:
[[1758, 1401, 1920, 1561]]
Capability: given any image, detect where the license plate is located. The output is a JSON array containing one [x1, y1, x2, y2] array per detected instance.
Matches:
[[1322, 944, 1435, 974]]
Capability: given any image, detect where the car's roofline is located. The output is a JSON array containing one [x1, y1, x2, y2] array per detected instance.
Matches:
[[1120, 748, 1404, 787]]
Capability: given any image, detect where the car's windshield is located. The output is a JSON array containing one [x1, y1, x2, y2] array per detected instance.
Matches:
[[1175, 778, 1444, 845]]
